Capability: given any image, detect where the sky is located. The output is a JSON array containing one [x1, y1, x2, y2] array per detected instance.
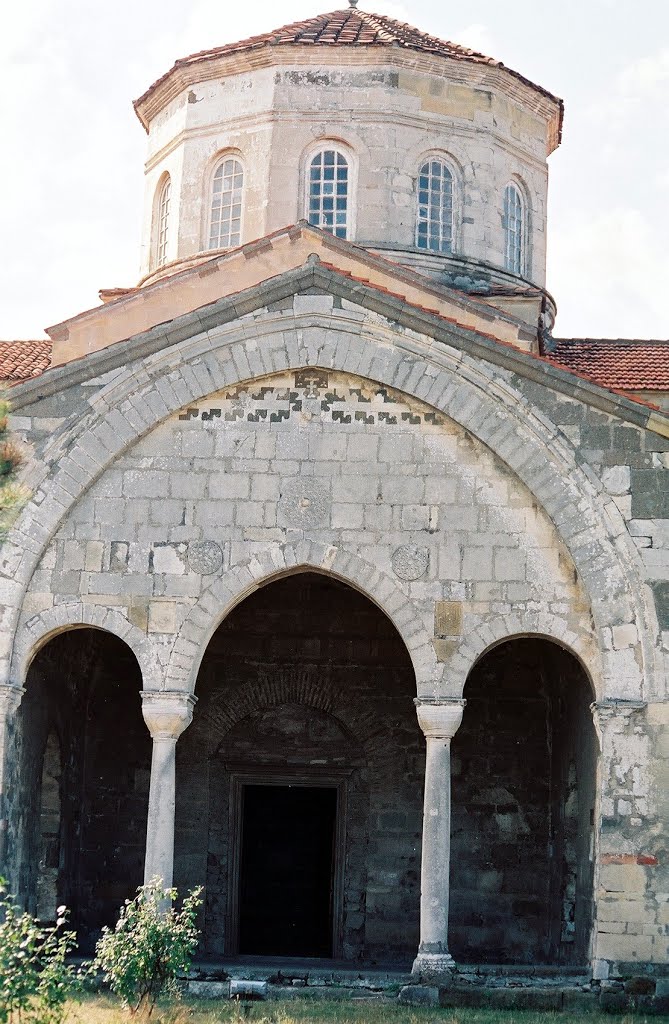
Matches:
[[1, 0, 668, 341]]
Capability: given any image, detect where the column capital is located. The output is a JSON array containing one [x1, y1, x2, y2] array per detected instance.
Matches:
[[414, 698, 466, 739], [590, 698, 646, 738], [0, 684, 24, 719], [141, 691, 196, 740]]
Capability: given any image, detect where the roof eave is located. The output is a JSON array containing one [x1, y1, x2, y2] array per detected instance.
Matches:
[[133, 41, 563, 146], [16, 260, 669, 440]]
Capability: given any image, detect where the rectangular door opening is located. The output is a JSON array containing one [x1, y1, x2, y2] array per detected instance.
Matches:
[[239, 784, 337, 957]]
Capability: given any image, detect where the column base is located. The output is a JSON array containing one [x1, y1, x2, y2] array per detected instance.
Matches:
[[412, 950, 456, 981]]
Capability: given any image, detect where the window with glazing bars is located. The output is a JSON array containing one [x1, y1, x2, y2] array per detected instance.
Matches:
[[416, 160, 453, 253], [156, 177, 171, 268], [308, 150, 349, 239], [503, 184, 524, 274], [209, 158, 243, 249]]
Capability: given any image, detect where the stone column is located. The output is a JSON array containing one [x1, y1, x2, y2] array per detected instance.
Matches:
[[141, 691, 196, 888], [0, 685, 24, 872], [412, 697, 465, 980]]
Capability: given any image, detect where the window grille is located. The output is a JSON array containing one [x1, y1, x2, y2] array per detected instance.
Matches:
[[209, 158, 243, 249], [504, 183, 524, 274], [156, 177, 171, 268], [307, 149, 349, 239], [416, 160, 453, 253]]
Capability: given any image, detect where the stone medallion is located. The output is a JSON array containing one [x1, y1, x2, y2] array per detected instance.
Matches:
[[391, 545, 429, 581], [187, 540, 223, 575], [278, 479, 330, 529]]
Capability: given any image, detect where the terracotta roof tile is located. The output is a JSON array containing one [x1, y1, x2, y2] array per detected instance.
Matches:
[[0, 341, 52, 383], [134, 8, 562, 122], [550, 338, 669, 391]]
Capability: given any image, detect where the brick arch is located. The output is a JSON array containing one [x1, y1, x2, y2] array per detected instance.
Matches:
[[444, 613, 598, 701], [1, 312, 657, 701], [10, 604, 161, 693], [164, 540, 438, 695], [200, 673, 379, 762]]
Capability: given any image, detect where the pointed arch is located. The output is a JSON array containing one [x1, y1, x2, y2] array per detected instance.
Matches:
[[164, 541, 438, 695]]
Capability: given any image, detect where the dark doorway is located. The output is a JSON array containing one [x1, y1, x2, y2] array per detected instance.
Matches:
[[239, 784, 336, 956]]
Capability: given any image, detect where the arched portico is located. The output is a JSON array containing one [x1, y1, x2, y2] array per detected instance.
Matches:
[[173, 571, 424, 961], [0, 299, 662, 975]]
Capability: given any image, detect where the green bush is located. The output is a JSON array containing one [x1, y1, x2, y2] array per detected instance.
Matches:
[[0, 878, 79, 1024], [93, 878, 203, 1018], [0, 391, 29, 542]]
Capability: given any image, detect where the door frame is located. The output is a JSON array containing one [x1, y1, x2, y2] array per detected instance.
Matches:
[[226, 767, 349, 958]]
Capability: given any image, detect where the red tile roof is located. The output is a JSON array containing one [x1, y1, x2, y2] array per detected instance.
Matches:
[[550, 339, 669, 391], [2, 329, 668, 402], [134, 8, 562, 123], [0, 341, 52, 384]]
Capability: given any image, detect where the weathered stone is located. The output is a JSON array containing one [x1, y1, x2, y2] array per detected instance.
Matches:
[[187, 541, 223, 575], [398, 984, 439, 1006], [187, 981, 230, 999], [391, 545, 429, 581]]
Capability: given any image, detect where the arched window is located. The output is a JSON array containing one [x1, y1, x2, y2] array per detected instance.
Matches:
[[503, 183, 524, 274], [307, 148, 349, 239], [416, 159, 453, 253], [155, 176, 171, 268], [209, 157, 243, 249]]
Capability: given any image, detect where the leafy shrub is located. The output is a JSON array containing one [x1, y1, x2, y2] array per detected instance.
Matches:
[[0, 392, 29, 542], [0, 878, 79, 1024], [93, 878, 202, 1018]]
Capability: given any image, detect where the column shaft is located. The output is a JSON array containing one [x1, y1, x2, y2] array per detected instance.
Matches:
[[144, 735, 178, 886], [418, 735, 453, 958], [412, 698, 465, 980], [141, 691, 195, 890]]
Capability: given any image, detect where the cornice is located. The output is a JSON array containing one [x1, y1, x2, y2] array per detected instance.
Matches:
[[134, 47, 561, 154]]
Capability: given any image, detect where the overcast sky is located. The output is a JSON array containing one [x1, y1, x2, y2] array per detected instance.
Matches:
[[1, 0, 668, 340]]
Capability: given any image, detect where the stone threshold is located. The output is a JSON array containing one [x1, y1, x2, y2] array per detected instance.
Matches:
[[183, 958, 669, 1013], [184, 958, 601, 1005]]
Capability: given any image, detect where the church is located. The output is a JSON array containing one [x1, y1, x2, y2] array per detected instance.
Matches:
[[0, 4, 667, 983]]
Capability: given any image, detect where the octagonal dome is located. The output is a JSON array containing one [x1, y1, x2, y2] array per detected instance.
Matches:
[[135, 7, 563, 303]]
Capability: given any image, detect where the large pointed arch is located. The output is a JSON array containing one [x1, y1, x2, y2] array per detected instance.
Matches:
[[1, 300, 659, 702], [163, 541, 439, 695]]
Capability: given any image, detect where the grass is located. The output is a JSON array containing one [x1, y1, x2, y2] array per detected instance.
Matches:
[[62, 995, 669, 1024]]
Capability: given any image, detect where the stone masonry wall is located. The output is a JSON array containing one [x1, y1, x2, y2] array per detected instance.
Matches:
[[21, 366, 584, 679], [510, 373, 669, 971]]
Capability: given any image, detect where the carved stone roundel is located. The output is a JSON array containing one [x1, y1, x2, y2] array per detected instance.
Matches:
[[187, 541, 223, 575], [278, 479, 331, 529], [391, 545, 429, 581]]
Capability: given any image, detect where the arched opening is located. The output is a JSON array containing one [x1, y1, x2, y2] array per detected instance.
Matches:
[[451, 638, 597, 965], [11, 628, 149, 950], [174, 572, 420, 964]]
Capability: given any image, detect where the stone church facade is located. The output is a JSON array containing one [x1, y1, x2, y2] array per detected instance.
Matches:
[[0, 6, 667, 980]]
